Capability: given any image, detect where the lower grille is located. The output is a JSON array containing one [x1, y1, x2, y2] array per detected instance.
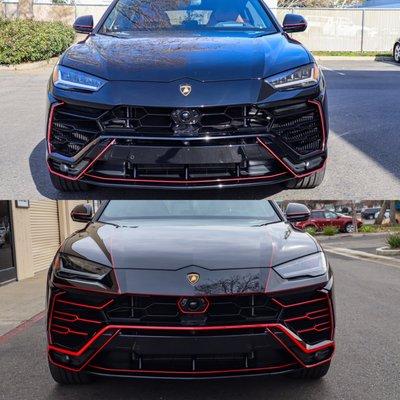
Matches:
[[106, 294, 280, 326], [50, 104, 103, 157], [271, 103, 323, 155], [99, 105, 272, 136], [49, 289, 333, 375], [274, 292, 333, 345]]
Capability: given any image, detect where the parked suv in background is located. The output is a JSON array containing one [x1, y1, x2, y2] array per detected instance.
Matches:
[[47, 200, 335, 383], [361, 207, 380, 220], [295, 210, 362, 233], [46, 0, 328, 192]]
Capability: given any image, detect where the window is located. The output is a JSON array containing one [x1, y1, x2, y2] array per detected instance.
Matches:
[[100, 0, 277, 34], [99, 200, 280, 223], [311, 211, 324, 219], [324, 211, 337, 219]]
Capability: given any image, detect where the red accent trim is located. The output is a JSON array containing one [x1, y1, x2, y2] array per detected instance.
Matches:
[[48, 330, 120, 373], [284, 308, 329, 323], [48, 322, 334, 358], [84, 170, 288, 185], [177, 297, 210, 315], [56, 297, 114, 310], [256, 138, 326, 179], [308, 99, 327, 151], [51, 324, 89, 337], [108, 232, 121, 294], [47, 139, 116, 181], [268, 328, 334, 369], [48, 292, 64, 344], [297, 322, 330, 334], [53, 311, 102, 325], [88, 362, 298, 376], [272, 296, 326, 308], [47, 102, 64, 154]]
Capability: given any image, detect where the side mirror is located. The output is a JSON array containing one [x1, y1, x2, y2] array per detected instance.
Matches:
[[282, 14, 307, 33], [285, 203, 311, 223], [71, 204, 93, 223], [73, 15, 94, 34]]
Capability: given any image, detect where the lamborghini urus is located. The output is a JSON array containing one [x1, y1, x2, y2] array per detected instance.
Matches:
[[46, 0, 328, 192], [47, 200, 335, 383]]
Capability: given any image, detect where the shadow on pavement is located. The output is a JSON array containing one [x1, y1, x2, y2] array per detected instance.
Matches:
[[29, 139, 286, 200], [324, 68, 400, 181], [48, 373, 332, 399]]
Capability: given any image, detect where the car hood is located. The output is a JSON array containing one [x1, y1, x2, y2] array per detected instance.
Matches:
[[61, 220, 320, 296], [61, 31, 310, 82]]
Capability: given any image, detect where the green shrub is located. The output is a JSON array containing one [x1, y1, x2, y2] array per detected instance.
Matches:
[[359, 225, 377, 233], [386, 233, 400, 249], [305, 226, 317, 236], [0, 19, 75, 65], [323, 225, 338, 236]]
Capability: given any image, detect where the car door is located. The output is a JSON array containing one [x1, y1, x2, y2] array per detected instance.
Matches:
[[324, 211, 339, 228], [310, 211, 325, 230]]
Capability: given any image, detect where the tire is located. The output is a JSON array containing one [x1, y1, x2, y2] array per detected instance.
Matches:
[[286, 167, 326, 189], [50, 173, 90, 192], [289, 362, 331, 379], [48, 362, 92, 385], [394, 43, 400, 63], [345, 222, 355, 233]]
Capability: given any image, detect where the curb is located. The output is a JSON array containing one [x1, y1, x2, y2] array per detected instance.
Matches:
[[0, 57, 58, 71], [324, 246, 400, 269], [314, 55, 392, 61], [315, 232, 388, 241], [376, 246, 400, 256], [0, 310, 45, 345]]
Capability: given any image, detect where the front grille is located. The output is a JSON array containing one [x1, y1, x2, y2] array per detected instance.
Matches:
[[49, 289, 332, 374], [50, 104, 103, 157], [49, 102, 324, 161], [274, 292, 333, 345], [99, 105, 273, 136], [106, 294, 280, 326], [271, 103, 323, 155]]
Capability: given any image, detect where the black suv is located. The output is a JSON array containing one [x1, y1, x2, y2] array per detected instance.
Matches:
[[46, 0, 328, 192], [47, 200, 335, 383]]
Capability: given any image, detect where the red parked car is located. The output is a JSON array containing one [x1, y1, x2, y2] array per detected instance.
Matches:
[[295, 210, 362, 233]]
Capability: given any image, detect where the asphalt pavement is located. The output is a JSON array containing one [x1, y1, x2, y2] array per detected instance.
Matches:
[[0, 59, 400, 199], [1, 252, 399, 400]]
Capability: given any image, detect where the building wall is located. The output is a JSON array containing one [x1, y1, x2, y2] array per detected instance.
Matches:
[[11, 200, 88, 281]]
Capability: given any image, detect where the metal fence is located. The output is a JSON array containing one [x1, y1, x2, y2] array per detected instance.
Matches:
[[275, 8, 400, 52], [2, 3, 400, 52]]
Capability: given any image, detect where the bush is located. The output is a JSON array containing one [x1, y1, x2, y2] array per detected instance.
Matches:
[[386, 233, 400, 249], [0, 19, 75, 65], [305, 226, 317, 236], [359, 225, 377, 233], [323, 225, 338, 236]]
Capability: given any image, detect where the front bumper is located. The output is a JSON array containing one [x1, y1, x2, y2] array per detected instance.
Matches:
[[46, 88, 328, 189], [47, 286, 335, 379]]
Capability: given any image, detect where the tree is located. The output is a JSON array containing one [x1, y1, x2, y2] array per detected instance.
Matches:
[[375, 200, 388, 225], [389, 200, 397, 225], [18, 0, 34, 19]]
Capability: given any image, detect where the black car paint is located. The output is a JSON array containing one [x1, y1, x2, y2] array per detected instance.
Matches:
[[47, 201, 335, 379], [46, 0, 328, 190]]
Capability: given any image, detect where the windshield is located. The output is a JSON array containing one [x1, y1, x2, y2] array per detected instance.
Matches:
[[99, 0, 277, 34], [98, 200, 281, 222]]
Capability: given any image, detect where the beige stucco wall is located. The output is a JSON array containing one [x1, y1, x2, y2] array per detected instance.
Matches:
[[11, 200, 89, 281], [10, 202, 34, 281], [58, 200, 90, 242]]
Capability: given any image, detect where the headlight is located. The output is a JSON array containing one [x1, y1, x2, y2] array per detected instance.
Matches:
[[53, 254, 111, 281], [265, 63, 320, 91], [52, 65, 106, 92], [273, 252, 327, 279]]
